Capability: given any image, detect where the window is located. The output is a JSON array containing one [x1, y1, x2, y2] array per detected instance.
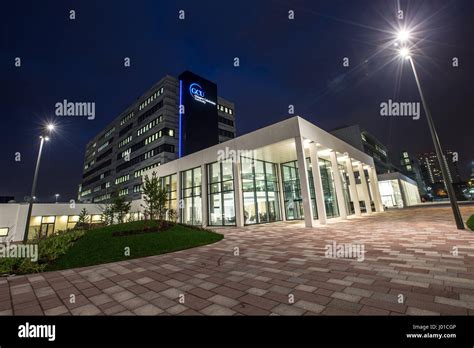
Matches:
[[208, 160, 235, 226], [120, 111, 134, 126], [119, 188, 129, 197], [96, 148, 112, 162], [139, 87, 164, 111], [0, 227, 9, 236], [143, 127, 174, 146], [138, 101, 164, 123], [134, 162, 160, 178], [181, 167, 202, 225], [241, 158, 281, 225], [67, 216, 79, 230], [80, 189, 91, 197], [218, 116, 234, 127], [97, 141, 110, 152], [119, 123, 133, 137], [104, 127, 115, 138], [133, 184, 143, 193], [280, 160, 317, 220], [116, 144, 174, 172], [160, 174, 177, 212], [218, 129, 234, 138], [115, 174, 130, 185], [118, 148, 131, 159], [319, 158, 339, 218], [118, 136, 132, 148], [137, 116, 163, 136], [94, 193, 111, 202]]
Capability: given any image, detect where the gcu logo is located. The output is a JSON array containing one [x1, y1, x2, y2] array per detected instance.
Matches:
[[189, 83, 204, 98]]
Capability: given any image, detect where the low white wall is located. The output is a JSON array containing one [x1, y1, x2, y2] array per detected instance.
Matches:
[[0, 202, 144, 243]]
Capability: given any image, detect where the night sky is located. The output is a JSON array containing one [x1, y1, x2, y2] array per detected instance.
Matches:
[[1, 0, 473, 203]]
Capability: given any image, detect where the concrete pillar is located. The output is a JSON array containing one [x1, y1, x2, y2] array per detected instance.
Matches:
[[233, 158, 244, 227], [295, 136, 314, 227], [368, 166, 383, 212], [276, 164, 286, 221], [309, 143, 327, 224], [345, 158, 361, 216], [371, 167, 384, 212], [398, 178, 406, 208], [358, 163, 372, 214], [200, 164, 208, 227], [329, 151, 347, 219]]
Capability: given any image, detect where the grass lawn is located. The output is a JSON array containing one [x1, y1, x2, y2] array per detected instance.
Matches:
[[47, 220, 223, 271], [468, 215, 474, 231]]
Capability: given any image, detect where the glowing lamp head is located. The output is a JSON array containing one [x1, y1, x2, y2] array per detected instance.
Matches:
[[397, 29, 410, 42], [399, 47, 411, 59], [46, 124, 55, 132], [44, 136, 50, 141]]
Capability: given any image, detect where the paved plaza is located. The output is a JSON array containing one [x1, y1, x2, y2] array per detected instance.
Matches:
[[1, 205, 474, 316]]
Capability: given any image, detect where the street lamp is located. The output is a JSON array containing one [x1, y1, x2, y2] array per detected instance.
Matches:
[[23, 123, 55, 242], [55, 193, 60, 203], [396, 34, 464, 229]]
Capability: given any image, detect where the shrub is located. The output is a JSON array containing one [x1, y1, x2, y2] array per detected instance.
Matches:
[[0, 229, 85, 276], [467, 215, 474, 231]]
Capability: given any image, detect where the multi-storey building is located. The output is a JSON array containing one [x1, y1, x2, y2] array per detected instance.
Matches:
[[417, 150, 461, 186], [330, 125, 392, 174], [79, 71, 236, 203]]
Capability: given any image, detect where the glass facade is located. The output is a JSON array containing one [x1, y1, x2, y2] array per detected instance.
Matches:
[[319, 158, 339, 218], [338, 162, 354, 215], [241, 158, 281, 225], [181, 167, 202, 225], [208, 160, 235, 226], [160, 173, 177, 211], [280, 159, 317, 220]]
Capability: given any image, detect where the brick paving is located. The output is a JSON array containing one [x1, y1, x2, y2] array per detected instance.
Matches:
[[1, 205, 474, 316]]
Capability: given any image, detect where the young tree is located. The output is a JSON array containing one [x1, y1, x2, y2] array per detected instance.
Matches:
[[142, 171, 168, 220], [111, 193, 132, 224], [76, 208, 90, 230], [102, 204, 114, 225]]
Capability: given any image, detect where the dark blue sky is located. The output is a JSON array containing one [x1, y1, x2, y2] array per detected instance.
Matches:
[[1, 0, 473, 202]]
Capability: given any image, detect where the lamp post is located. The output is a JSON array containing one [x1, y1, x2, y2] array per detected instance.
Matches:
[[398, 41, 464, 229], [23, 124, 55, 243], [55, 193, 60, 203]]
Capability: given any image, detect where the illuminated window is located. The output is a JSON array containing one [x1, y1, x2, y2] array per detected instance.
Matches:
[[0, 227, 8, 236], [115, 174, 130, 185]]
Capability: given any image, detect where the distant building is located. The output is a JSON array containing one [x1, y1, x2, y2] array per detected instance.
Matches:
[[417, 151, 462, 184], [399, 151, 427, 197], [377, 172, 421, 208], [330, 125, 392, 174]]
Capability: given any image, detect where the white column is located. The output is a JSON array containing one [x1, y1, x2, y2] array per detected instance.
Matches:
[[233, 158, 244, 227], [295, 136, 314, 228], [368, 166, 383, 212], [200, 164, 208, 227], [309, 144, 327, 224], [358, 163, 372, 214], [345, 158, 361, 216], [371, 167, 384, 212], [329, 151, 347, 219], [276, 164, 286, 221]]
